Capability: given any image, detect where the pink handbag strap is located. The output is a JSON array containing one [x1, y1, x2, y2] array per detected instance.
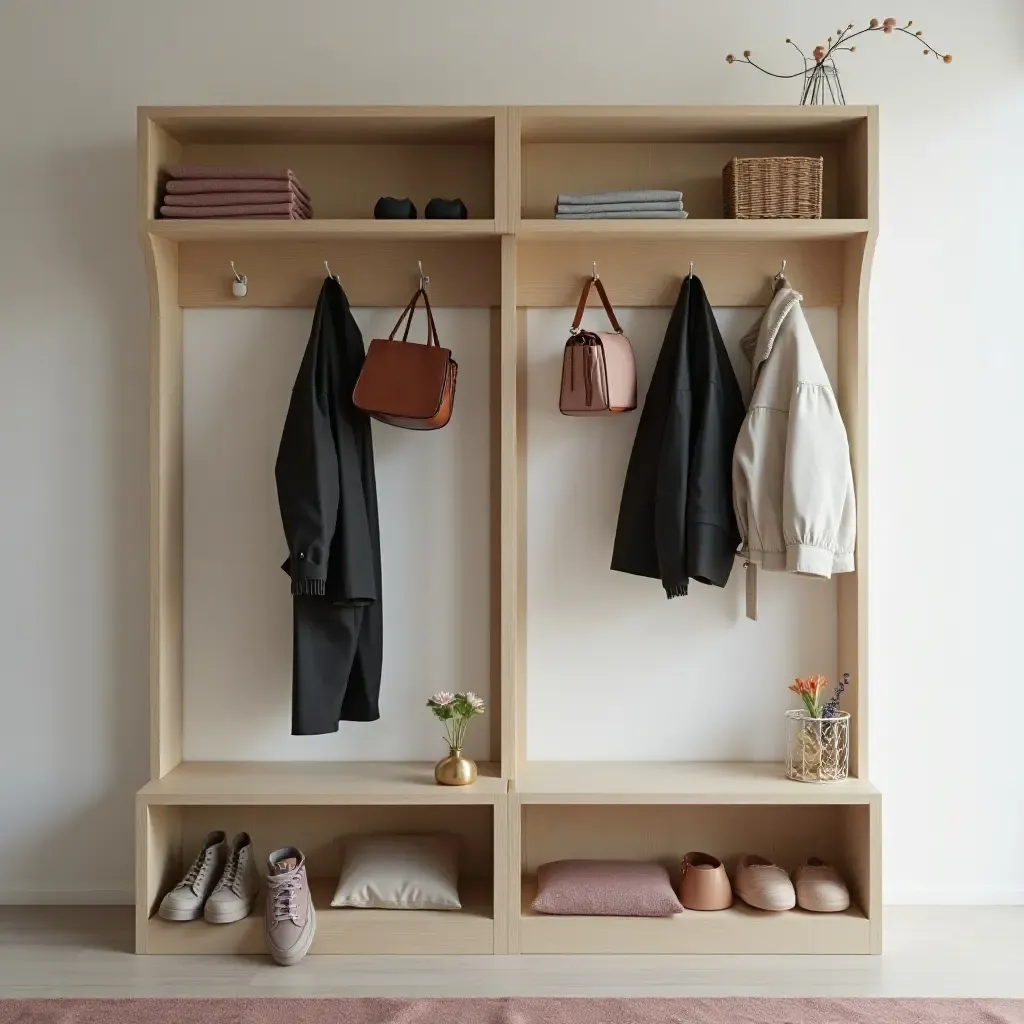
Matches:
[[570, 277, 624, 335]]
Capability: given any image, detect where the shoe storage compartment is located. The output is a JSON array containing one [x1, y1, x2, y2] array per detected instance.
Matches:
[[517, 107, 872, 222], [514, 798, 878, 954], [142, 109, 499, 223], [137, 800, 499, 955]]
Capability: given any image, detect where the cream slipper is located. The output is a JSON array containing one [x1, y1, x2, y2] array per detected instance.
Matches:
[[733, 854, 796, 912], [793, 858, 850, 913]]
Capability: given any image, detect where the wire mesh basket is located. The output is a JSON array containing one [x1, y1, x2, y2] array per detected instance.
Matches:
[[785, 710, 850, 783]]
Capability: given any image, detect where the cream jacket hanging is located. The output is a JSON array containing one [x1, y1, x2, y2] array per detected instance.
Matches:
[[732, 280, 855, 581]]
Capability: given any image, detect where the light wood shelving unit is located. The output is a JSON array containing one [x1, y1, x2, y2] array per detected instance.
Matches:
[[137, 104, 879, 956]]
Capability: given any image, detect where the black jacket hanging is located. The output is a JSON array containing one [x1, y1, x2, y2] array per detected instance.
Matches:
[[611, 275, 745, 598], [275, 277, 383, 733]]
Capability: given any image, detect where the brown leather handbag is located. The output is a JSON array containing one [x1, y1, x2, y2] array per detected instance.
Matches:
[[559, 276, 637, 415], [353, 288, 457, 430]]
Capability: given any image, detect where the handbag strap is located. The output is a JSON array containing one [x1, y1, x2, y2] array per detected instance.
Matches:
[[570, 277, 623, 335], [388, 288, 440, 348]]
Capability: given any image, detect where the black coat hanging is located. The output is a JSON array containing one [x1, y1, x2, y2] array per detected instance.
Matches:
[[611, 274, 746, 598], [275, 276, 383, 734]]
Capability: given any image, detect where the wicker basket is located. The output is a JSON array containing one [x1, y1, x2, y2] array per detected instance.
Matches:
[[724, 156, 823, 219]]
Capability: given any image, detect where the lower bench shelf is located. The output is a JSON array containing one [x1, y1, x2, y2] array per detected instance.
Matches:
[[518, 879, 871, 955], [144, 878, 495, 955]]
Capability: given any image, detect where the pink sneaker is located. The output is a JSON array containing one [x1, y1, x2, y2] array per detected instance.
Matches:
[[265, 847, 316, 965]]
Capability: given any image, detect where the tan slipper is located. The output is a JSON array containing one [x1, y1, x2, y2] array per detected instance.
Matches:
[[794, 858, 850, 913], [733, 854, 796, 912], [680, 852, 733, 911]]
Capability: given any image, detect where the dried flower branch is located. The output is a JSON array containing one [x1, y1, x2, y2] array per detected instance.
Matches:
[[726, 17, 952, 104]]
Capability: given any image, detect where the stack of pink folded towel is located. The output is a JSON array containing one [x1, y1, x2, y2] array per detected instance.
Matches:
[[159, 166, 312, 220]]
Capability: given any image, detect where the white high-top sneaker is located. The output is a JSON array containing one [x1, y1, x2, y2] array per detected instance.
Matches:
[[158, 830, 228, 921], [204, 832, 260, 924]]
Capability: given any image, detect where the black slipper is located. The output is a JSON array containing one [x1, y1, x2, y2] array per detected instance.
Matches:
[[374, 197, 417, 219], [424, 198, 468, 219]]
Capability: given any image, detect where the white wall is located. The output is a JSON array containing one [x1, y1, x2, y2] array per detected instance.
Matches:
[[0, 0, 1021, 905], [526, 307, 841, 761], [183, 308, 492, 763]]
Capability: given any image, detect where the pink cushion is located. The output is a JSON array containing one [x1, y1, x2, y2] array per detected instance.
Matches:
[[532, 860, 683, 917]]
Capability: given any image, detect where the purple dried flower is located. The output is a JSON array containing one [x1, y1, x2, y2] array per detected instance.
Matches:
[[822, 673, 849, 718]]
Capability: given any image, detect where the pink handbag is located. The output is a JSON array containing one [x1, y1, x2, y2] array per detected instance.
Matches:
[[559, 276, 637, 415]]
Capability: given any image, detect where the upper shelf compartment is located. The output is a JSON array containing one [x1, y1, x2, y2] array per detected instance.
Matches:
[[517, 105, 875, 223], [139, 106, 502, 226]]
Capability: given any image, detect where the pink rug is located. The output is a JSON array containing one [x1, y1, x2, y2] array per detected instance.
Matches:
[[1, 1000, 1022, 1023]]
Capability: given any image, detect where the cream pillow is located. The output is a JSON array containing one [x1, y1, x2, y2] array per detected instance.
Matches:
[[331, 834, 462, 910]]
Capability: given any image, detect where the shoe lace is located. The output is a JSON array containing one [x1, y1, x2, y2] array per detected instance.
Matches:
[[213, 854, 238, 893], [268, 873, 301, 924], [180, 853, 208, 890]]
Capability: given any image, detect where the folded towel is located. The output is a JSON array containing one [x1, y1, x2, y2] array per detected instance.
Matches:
[[556, 189, 683, 206], [163, 190, 311, 213], [555, 210, 689, 220], [555, 201, 684, 215], [159, 203, 309, 219], [166, 165, 304, 183], [164, 178, 311, 202]]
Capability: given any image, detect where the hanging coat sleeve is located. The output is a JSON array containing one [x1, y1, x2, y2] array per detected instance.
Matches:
[[275, 298, 340, 597]]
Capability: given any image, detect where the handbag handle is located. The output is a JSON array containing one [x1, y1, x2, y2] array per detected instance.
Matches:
[[570, 276, 623, 335], [388, 288, 440, 348]]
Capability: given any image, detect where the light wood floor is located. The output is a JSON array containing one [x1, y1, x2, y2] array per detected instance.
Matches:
[[1, 906, 1022, 999]]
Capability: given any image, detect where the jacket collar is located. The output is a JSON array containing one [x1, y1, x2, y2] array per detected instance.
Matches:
[[740, 277, 803, 388]]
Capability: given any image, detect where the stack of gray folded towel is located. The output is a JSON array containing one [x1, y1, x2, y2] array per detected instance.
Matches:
[[554, 189, 687, 220]]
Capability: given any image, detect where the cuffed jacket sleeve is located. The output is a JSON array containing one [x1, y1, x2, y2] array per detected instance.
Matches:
[[276, 299, 339, 597], [783, 381, 856, 576]]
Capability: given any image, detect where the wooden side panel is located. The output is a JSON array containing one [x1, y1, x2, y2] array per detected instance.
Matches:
[[492, 795, 510, 954], [517, 240, 844, 308], [506, 108, 522, 231], [837, 109, 878, 221], [521, 141, 840, 220], [135, 802, 182, 953], [507, 794, 523, 954], [499, 239, 519, 779], [514, 309, 528, 773], [177, 239, 500, 308], [489, 309, 503, 765], [138, 113, 183, 224], [837, 231, 876, 778], [842, 798, 882, 953], [144, 234, 184, 779]]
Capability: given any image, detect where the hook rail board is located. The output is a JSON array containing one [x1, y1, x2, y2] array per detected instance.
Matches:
[[137, 105, 880, 957]]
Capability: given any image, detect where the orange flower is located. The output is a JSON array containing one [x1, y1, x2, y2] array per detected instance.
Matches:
[[869, 18, 879, 27], [883, 24, 893, 33], [726, 53, 735, 63], [813, 45, 826, 60], [883, 17, 897, 27], [944, 53, 953, 63]]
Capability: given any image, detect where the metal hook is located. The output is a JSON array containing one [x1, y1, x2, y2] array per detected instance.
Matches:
[[772, 258, 787, 292], [230, 261, 247, 298], [688, 261, 694, 280], [324, 260, 339, 283], [418, 260, 429, 290], [592, 261, 599, 282]]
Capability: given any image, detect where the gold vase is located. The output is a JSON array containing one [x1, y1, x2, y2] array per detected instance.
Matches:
[[434, 747, 477, 786]]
